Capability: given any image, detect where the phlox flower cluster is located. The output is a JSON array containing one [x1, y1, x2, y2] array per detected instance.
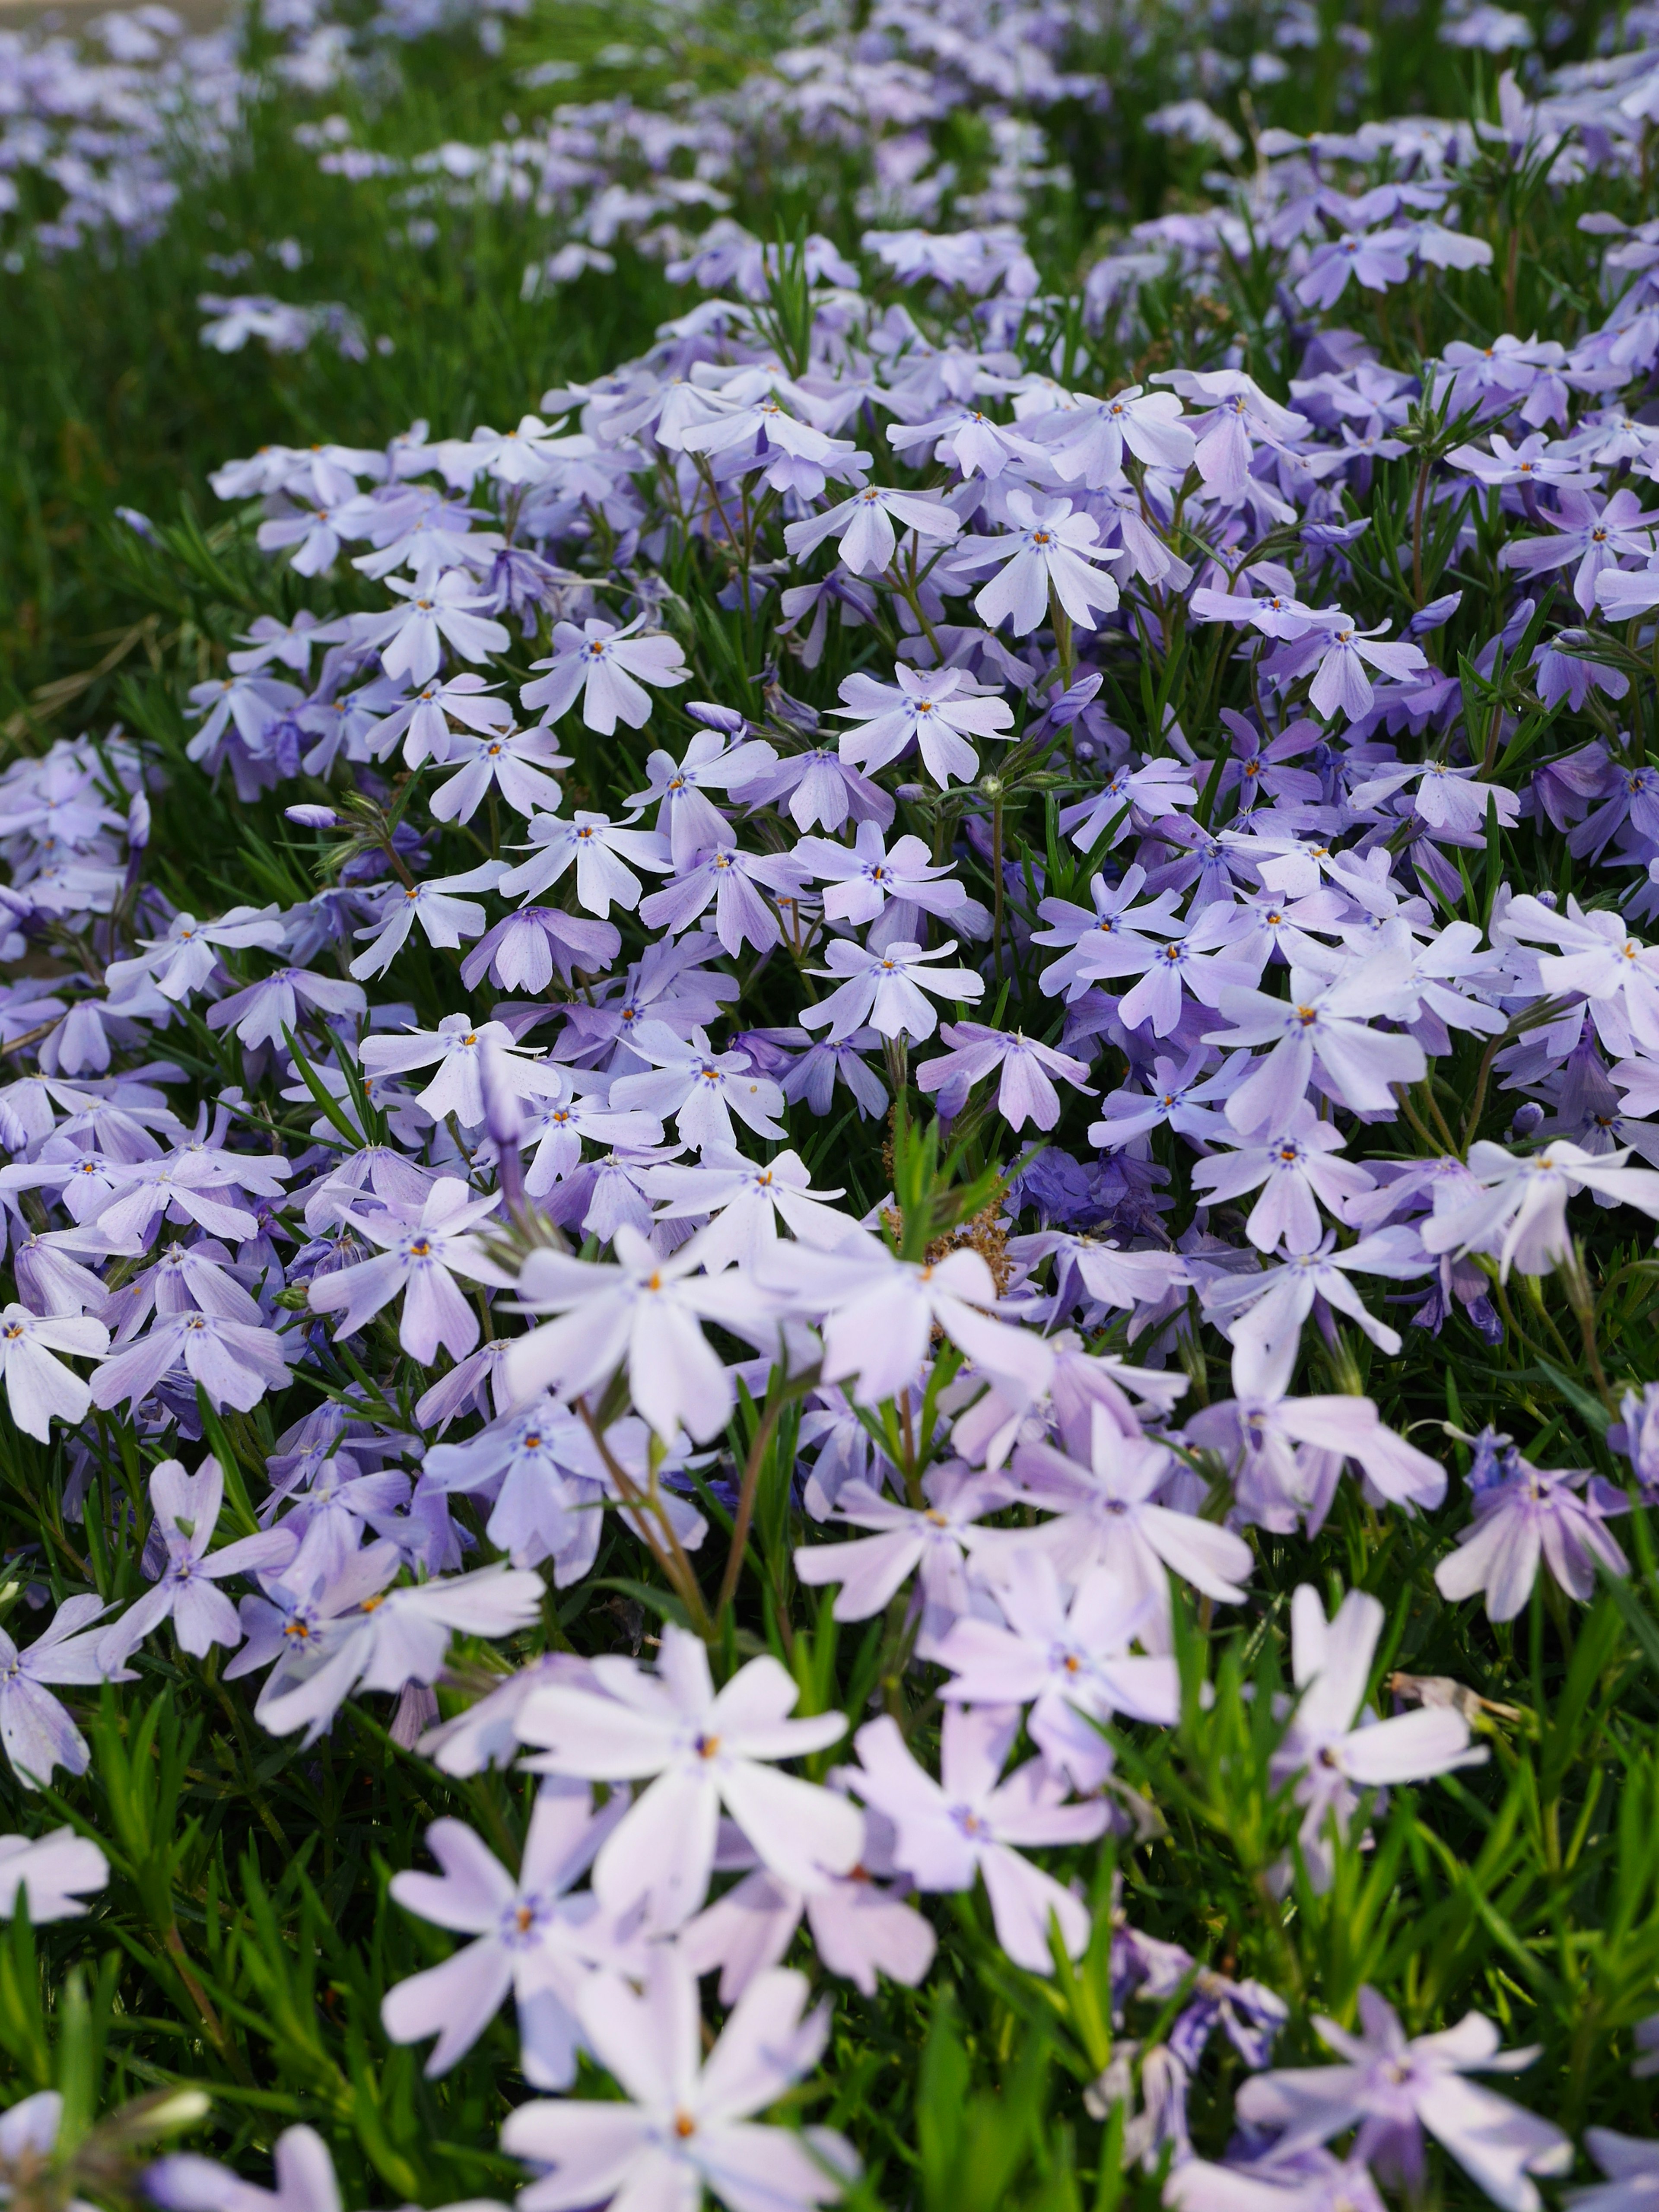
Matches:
[[10, 0, 1659, 2206]]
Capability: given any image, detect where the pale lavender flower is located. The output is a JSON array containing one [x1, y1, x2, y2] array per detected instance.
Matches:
[[520, 616, 689, 734], [361, 1014, 561, 1125], [830, 664, 1014, 788], [1271, 1585, 1481, 1890], [937, 1551, 1178, 1791], [500, 1956, 855, 2212], [514, 1625, 861, 1928], [1192, 1103, 1376, 1254], [428, 727, 572, 824], [801, 938, 984, 1043], [383, 1783, 623, 2086], [205, 969, 366, 1051], [358, 571, 510, 686], [1047, 385, 1195, 483], [794, 819, 973, 940], [847, 1705, 1108, 1972], [1008, 1410, 1255, 1634], [0, 1595, 119, 1790], [505, 1224, 766, 1444], [1434, 1449, 1630, 1621], [89, 1309, 292, 1416], [1186, 1382, 1446, 1537], [607, 1024, 788, 1151], [916, 1022, 1092, 1131], [497, 809, 672, 916], [639, 842, 810, 957], [0, 1306, 109, 1441], [626, 729, 781, 867], [1206, 956, 1428, 1130], [1421, 1138, 1659, 1279], [347, 861, 505, 981], [255, 1562, 543, 1747], [100, 1456, 295, 1671], [460, 908, 620, 995], [366, 671, 514, 771], [642, 1146, 851, 1269], [148, 2126, 350, 2212], [793, 1460, 1015, 1654], [679, 1813, 935, 2001], [1236, 1988, 1571, 2212], [308, 1177, 513, 1366], [784, 483, 960, 576], [1568, 2132, 1659, 2212], [761, 1230, 1053, 1406], [964, 492, 1121, 636], [0, 1829, 107, 1921], [1206, 1226, 1430, 1393]]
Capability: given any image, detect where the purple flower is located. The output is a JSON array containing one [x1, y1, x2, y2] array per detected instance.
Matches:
[[100, 1456, 295, 1671], [0, 1829, 107, 1922], [846, 1705, 1107, 1972], [801, 938, 985, 1043], [1192, 1102, 1376, 1254], [383, 1784, 623, 2086], [0, 1595, 120, 1790], [148, 2126, 349, 2212], [1236, 1988, 1571, 2212], [500, 1956, 855, 2212], [915, 1021, 1092, 1130], [507, 1224, 765, 1444], [830, 663, 1013, 788], [1435, 1450, 1630, 1621], [793, 1460, 1015, 1653], [1271, 1585, 1481, 1888], [937, 1550, 1177, 1790], [1205, 956, 1428, 1130], [308, 1177, 511, 1365], [520, 616, 689, 734], [512, 1625, 861, 1929], [357, 570, 510, 687], [0, 1305, 109, 1441]]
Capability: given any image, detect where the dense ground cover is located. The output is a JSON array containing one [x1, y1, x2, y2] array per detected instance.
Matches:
[[4, 3, 1659, 2211]]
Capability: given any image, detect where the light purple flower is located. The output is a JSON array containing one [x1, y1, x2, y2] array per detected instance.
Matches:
[[100, 1456, 295, 1671], [0, 1829, 107, 1922], [785, 483, 960, 576], [761, 1231, 1053, 1407], [916, 1022, 1091, 1131], [937, 1550, 1178, 1791], [801, 938, 984, 1043], [506, 1224, 766, 1444], [1236, 1989, 1571, 2212], [964, 492, 1121, 636], [846, 1705, 1108, 1972], [513, 1625, 861, 1928], [1435, 1448, 1630, 1621], [500, 1955, 855, 2212], [497, 808, 672, 916], [1421, 1138, 1659, 1279], [1271, 1585, 1481, 1888], [358, 570, 510, 687], [520, 616, 689, 735], [1206, 956, 1428, 1130], [308, 1177, 513, 1365], [1192, 1103, 1376, 1254], [0, 1595, 119, 1790], [382, 1783, 623, 2086], [793, 1460, 1015, 1653], [831, 664, 1014, 788], [0, 1305, 109, 1441]]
